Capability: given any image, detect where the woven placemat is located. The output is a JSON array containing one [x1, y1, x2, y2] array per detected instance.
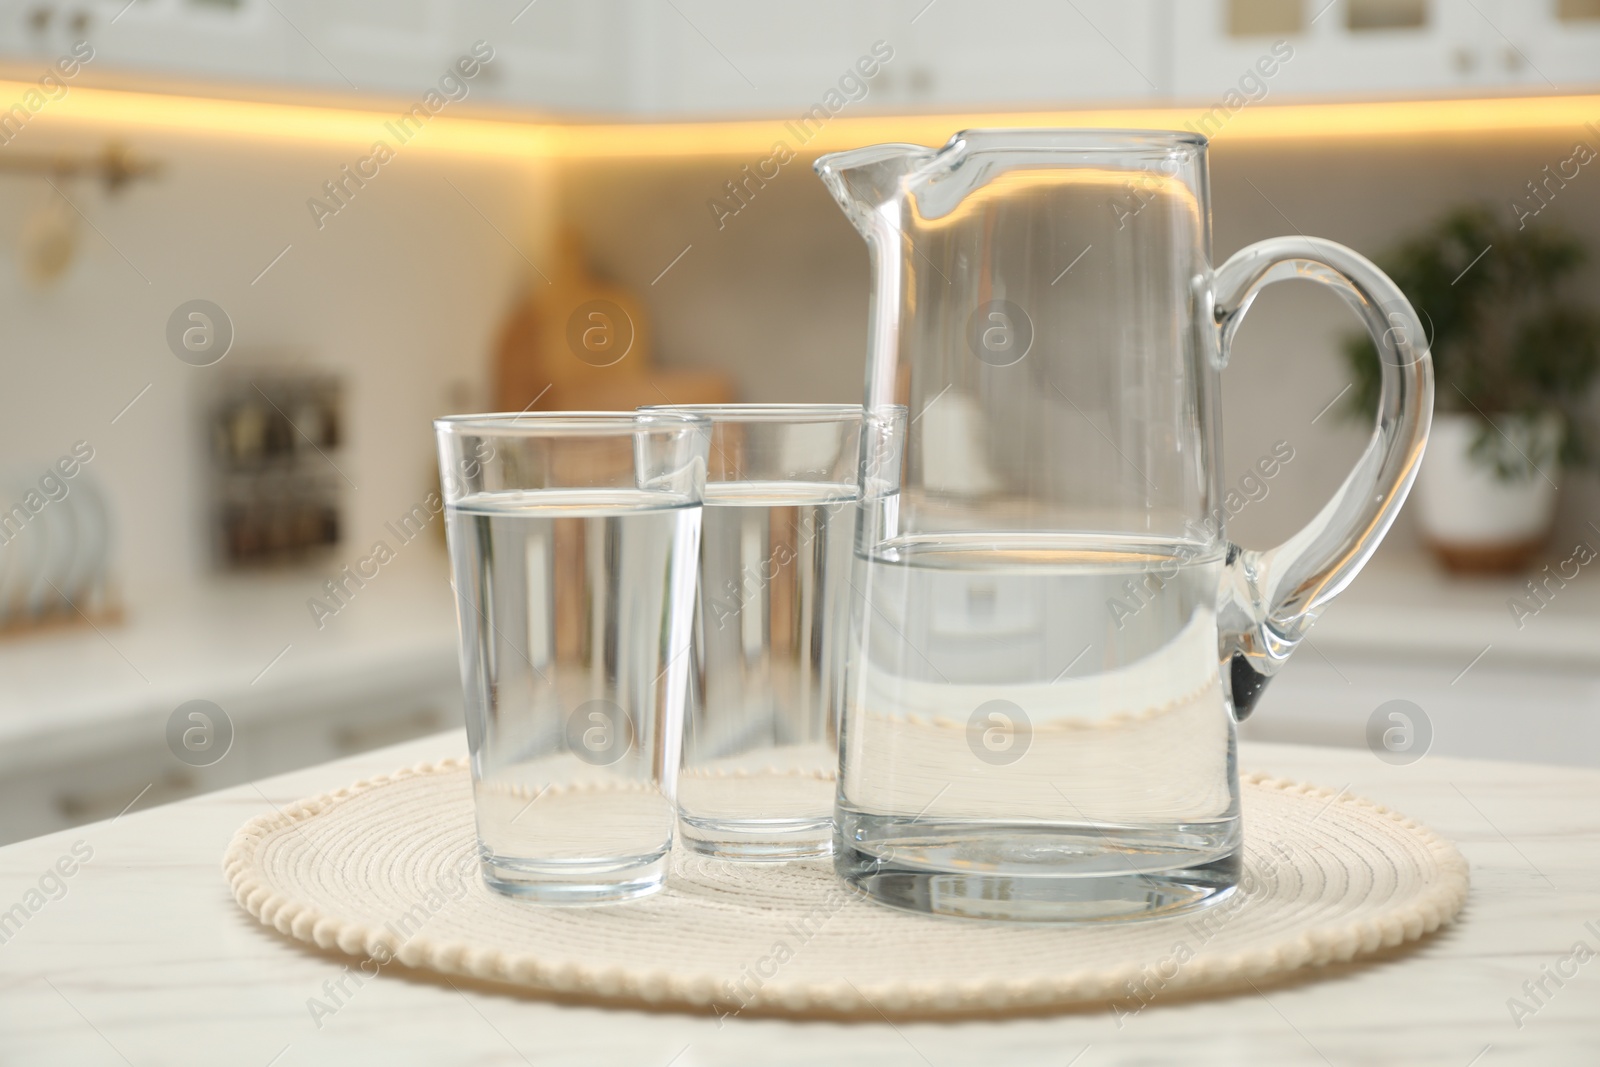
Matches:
[[224, 759, 1469, 1019]]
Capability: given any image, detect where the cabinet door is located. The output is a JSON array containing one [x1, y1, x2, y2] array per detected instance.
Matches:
[[898, 0, 1164, 108], [1171, 0, 1504, 102], [275, 0, 460, 94], [4, 0, 294, 86], [638, 1, 888, 117], [1488, 0, 1600, 92], [456, 0, 637, 113], [639, 0, 1163, 118]]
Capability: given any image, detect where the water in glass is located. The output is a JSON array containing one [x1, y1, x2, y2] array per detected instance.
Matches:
[[678, 479, 857, 858], [448, 487, 700, 900]]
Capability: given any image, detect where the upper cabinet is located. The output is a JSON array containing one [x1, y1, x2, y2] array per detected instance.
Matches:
[[0, 0, 293, 85], [0, 0, 1595, 116], [1503, 0, 1600, 90], [275, 0, 468, 95], [892, 0, 1166, 108], [624, 2, 893, 117], [450, 0, 640, 113], [625, 0, 1164, 117], [1173, 0, 1600, 101]]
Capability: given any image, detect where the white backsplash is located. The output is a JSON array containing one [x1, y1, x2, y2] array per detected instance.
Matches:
[[0, 122, 551, 599], [2, 120, 1598, 608]]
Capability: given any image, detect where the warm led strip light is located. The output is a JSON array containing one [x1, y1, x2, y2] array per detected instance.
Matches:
[[4, 80, 1598, 158], [549, 95, 1600, 157]]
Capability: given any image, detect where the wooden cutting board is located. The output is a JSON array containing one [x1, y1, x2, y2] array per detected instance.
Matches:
[[494, 230, 734, 412]]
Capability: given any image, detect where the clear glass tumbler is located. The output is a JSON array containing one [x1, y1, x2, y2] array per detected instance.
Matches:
[[435, 412, 710, 901], [640, 404, 862, 860]]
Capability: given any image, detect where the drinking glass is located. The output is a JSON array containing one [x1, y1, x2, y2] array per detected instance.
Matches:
[[435, 412, 710, 901], [816, 129, 1432, 921], [640, 404, 862, 859]]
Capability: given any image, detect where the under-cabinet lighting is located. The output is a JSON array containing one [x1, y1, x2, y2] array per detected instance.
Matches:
[[2, 80, 1597, 159]]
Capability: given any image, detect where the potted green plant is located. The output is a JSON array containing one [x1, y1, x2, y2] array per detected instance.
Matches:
[[1342, 205, 1600, 573]]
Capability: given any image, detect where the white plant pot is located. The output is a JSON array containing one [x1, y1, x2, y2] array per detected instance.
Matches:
[[1415, 411, 1561, 572]]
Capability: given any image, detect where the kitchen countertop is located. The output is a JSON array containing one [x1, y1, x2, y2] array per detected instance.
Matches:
[[0, 545, 1594, 769], [1239, 548, 1600, 769], [0, 731, 1595, 1065], [1299, 545, 1600, 670], [0, 549, 460, 774]]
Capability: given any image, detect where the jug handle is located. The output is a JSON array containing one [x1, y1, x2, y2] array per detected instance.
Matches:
[[1210, 236, 1434, 718]]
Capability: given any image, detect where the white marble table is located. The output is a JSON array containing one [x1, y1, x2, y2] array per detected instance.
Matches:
[[1, 732, 1596, 1066]]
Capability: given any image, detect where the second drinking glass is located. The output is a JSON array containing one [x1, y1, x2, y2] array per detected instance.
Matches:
[[641, 404, 862, 860]]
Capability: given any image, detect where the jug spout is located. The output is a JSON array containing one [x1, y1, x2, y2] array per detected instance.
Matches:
[[813, 144, 937, 237]]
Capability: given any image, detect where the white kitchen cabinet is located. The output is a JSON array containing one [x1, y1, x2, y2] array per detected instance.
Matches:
[[273, 0, 460, 94], [0, 0, 293, 85], [1174, 0, 1494, 102], [2, 0, 1595, 115], [1171, 0, 1600, 102], [1495, 0, 1600, 93], [637, 0, 1163, 117], [893, 0, 1165, 108], [454, 0, 638, 113], [633, 1, 890, 117]]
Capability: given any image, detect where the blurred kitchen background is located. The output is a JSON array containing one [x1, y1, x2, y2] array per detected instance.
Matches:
[[0, 0, 1598, 843]]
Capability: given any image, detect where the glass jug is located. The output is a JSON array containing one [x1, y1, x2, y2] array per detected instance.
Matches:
[[816, 129, 1432, 922]]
